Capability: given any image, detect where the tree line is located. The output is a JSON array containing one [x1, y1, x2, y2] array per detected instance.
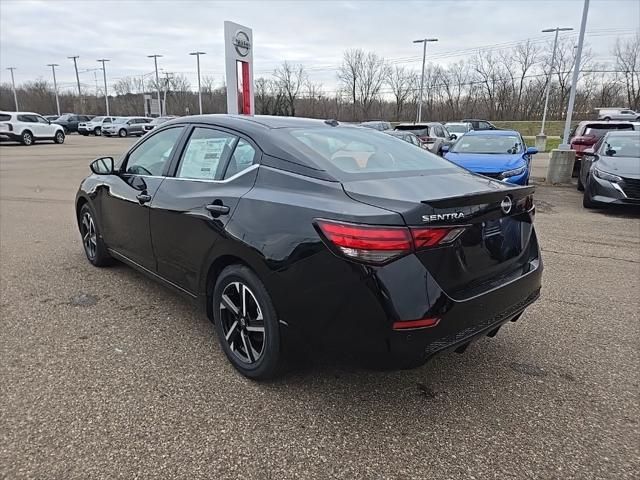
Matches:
[[1, 35, 638, 122]]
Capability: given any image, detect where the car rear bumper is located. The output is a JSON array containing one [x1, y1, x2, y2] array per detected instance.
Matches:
[[0, 132, 21, 141], [269, 237, 543, 364]]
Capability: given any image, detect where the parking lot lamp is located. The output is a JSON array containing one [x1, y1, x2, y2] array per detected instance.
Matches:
[[148, 54, 163, 116], [189, 51, 206, 115], [540, 27, 573, 136], [561, 0, 590, 149], [413, 38, 438, 123], [6, 67, 18, 110], [97, 59, 110, 116]]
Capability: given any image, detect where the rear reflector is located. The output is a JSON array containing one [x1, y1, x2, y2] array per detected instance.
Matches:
[[315, 219, 466, 264], [393, 317, 440, 330]]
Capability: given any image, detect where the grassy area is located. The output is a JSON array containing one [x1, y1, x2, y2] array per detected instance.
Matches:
[[523, 136, 562, 152], [492, 121, 575, 137]]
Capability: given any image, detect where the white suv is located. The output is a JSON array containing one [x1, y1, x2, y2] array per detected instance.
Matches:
[[0, 111, 65, 145], [78, 116, 118, 136], [597, 108, 640, 121]]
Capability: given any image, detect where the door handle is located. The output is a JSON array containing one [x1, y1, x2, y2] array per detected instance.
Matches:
[[136, 193, 152, 204], [205, 203, 230, 215]]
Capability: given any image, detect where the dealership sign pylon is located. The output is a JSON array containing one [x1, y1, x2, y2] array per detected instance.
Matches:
[[224, 21, 254, 115]]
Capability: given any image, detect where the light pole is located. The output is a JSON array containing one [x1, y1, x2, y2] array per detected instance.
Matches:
[[68, 56, 82, 111], [46, 64, 61, 116], [189, 51, 206, 114], [413, 38, 438, 123], [540, 27, 573, 136], [6, 67, 18, 110], [148, 54, 163, 116], [561, 0, 590, 148], [97, 59, 110, 115]]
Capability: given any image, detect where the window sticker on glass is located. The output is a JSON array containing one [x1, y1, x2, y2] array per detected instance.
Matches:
[[178, 129, 236, 180]]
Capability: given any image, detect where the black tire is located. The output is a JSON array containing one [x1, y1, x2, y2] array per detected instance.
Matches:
[[603, 116, 611, 121], [78, 203, 113, 267], [212, 265, 282, 380], [582, 184, 598, 209], [118, 128, 127, 137], [21, 130, 34, 146], [577, 174, 584, 191], [63, 127, 69, 135], [94, 127, 101, 136]]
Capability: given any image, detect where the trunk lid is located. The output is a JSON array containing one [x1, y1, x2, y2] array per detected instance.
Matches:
[[342, 171, 537, 297]]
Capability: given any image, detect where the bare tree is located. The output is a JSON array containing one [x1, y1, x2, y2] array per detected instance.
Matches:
[[273, 61, 307, 116], [338, 49, 364, 120], [386, 66, 416, 121], [613, 34, 640, 110]]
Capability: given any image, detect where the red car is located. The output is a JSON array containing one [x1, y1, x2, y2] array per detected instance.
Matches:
[[570, 121, 636, 159]]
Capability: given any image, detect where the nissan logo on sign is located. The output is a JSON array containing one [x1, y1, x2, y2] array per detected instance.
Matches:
[[233, 30, 251, 57]]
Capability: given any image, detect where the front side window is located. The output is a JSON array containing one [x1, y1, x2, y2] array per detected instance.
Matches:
[[36, 115, 49, 124], [451, 135, 523, 154], [124, 127, 184, 176], [224, 139, 257, 179], [177, 128, 237, 180]]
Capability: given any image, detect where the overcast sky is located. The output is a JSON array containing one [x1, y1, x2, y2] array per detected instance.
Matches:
[[1, 0, 638, 93]]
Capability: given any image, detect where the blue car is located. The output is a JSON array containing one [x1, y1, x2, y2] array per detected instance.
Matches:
[[442, 130, 538, 185]]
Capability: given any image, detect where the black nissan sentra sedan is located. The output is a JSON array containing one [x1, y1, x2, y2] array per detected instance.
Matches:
[[76, 115, 542, 379]]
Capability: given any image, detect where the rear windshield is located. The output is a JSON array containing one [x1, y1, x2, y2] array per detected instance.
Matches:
[[445, 124, 468, 134], [451, 135, 523, 154], [395, 125, 429, 136], [585, 124, 634, 137], [285, 127, 459, 176], [0, 114, 11, 121]]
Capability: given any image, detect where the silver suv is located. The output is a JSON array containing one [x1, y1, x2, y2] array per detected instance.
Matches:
[[102, 117, 151, 137]]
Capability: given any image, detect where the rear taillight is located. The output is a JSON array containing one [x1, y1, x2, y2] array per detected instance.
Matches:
[[571, 135, 596, 146], [418, 136, 436, 143], [315, 219, 465, 265]]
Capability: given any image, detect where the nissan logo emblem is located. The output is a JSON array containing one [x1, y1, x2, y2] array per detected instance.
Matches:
[[500, 196, 513, 215], [233, 30, 251, 57]]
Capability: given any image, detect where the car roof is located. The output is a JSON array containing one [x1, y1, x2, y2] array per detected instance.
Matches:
[[0, 111, 40, 116], [464, 129, 520, 136], [579, 120, 634, 126], [395, 122, 438, 127], [445, 122, 470, 125]]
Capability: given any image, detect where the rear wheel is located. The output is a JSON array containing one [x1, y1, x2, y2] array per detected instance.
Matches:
[[118, 128, 127, 137], [94, 127, 101, 136], [212, 265, 282, 380], [54, 130, 65, 144], [79, 203, 112, 267], [21, 130, 34, 146]]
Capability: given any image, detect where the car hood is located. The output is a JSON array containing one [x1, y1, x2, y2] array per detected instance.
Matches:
[[597, 155, 640, 178], [444, 152, 525, 172]]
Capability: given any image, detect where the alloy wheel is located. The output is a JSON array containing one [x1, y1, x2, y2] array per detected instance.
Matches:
[[23, 132, 33, 145], [81, 212, 97, 259], [219, 281, 265, 364], [55, 132, 64, 143]]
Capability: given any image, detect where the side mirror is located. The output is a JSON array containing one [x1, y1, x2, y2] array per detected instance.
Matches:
[[525, 146, 538, 155], [583, 148, 596, 157], [441, 145, 450, 153], [90, 157, 115, 175], [449, 134, 457, 140]]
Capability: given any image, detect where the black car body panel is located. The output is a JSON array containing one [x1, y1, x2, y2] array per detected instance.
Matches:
[[76, 115, 542, 367]]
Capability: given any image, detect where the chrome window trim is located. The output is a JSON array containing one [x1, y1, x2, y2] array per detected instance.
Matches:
[[164, 163, 259, 184]]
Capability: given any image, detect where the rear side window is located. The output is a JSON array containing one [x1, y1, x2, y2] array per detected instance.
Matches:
[[223, 139, 257, 179], [177, 127, 237, 180], [17, 115, 37, 122], [0, 114, 12, 121], [286, 127, 459, 176]]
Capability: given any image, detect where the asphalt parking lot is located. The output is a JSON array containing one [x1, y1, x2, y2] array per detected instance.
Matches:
[[1, 135, 638, 479]]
